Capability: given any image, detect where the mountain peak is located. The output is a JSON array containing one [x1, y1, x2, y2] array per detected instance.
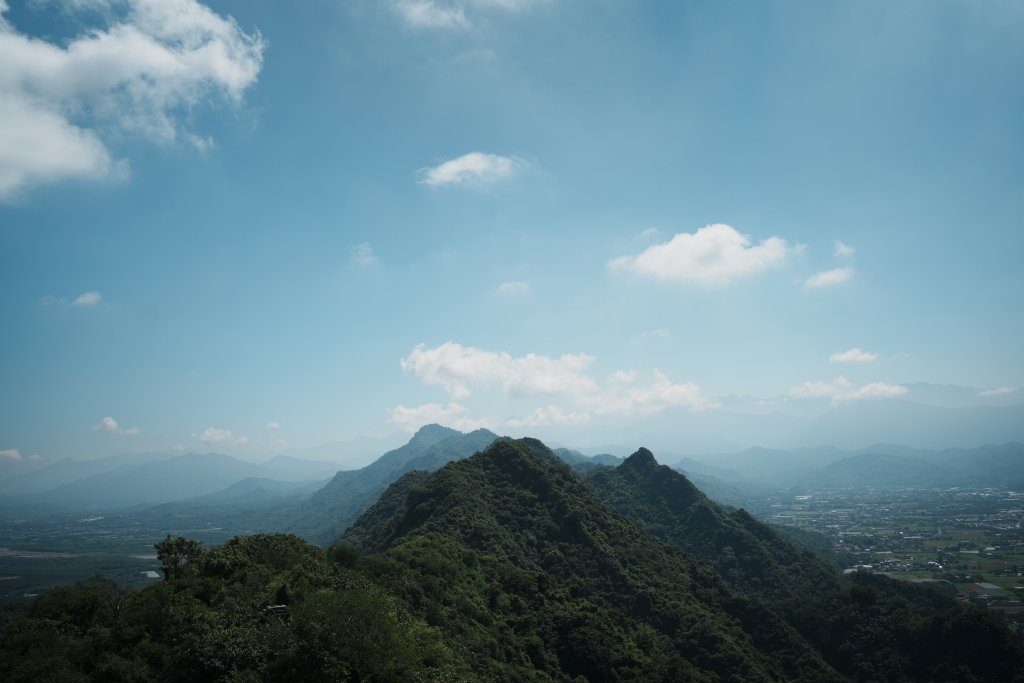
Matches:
[[410, 423, 461, 445], [622, 447, 658, 469]]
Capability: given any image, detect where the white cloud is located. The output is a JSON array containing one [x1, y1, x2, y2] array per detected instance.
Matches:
[[506, 405, 591, 428], [401, 342, 598, 399], [172, 443, 185, 452], [265, 421, 281, 430], [805, 267, 854, 288], [199, 426, 247, 445], [392, 0, 544, 30], [72, 291, 102, 306], [788, 376, 907, 404], [470, 0, 546, 10], [640, 227, 660, 239], [979, 386, 1015, 397], [92, 416, 139, 435], [584, 370, 716, 415], [350, 243, 379, 267], [833, 240, 855, 258], [400, 341, 714, 422], [392, 0, 469, 30], [388, 402, 492, 433], [418, 152, 523, 187], [0, 448, 21, 461], [829, 347, 878, 363], [497, 280, 530, 295], [0, 0, 264, 200], [609, 224, 791, 286], [609, 369, 637, 384]]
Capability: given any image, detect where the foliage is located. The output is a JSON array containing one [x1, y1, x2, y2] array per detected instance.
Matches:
[[582, 448, 843, 602], [0, 534, 467, 682], [2, 437, 1022, 682]]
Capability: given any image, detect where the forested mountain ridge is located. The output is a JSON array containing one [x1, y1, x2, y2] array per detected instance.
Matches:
[[343, 437, 844, 681], [2, 436, 1023, 681], [282, 426, 499, 543], [132, 425, 500, 543], [583, 447, 842, 602]]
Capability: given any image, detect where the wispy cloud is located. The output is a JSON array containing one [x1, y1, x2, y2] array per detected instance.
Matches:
[[391, 0, 545, 31], [350, 243, 379, 267], [609, 224, 792, 286], [418, 152, 524, 187], [829, 347, 877, 363], [265, 421, 281, 430], [0, 448, 21, 461], [497, 280, 530, 295], [198, 426, 248, 445], [506, 404, 590, 428], [43, 290, 105, 307], [0, 0, 264, 200], [789, 376, 907, 404], [833, 240, 855, 258], [92, 416, 139, 435], [636, 328, 671, 342], [392, 1, 469, 30], [73, 291, 103, 306], [978, 386, 1015, 397], [805, 267, 854, 288]]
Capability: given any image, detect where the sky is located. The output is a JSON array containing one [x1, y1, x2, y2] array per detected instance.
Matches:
[[1, 0, 1022, 464]]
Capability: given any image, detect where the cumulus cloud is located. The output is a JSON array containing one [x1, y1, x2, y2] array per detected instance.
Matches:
[[0, 448, 21, 461], [0, 0, 264, 200], [400, 341, 714, 423], [833, 240, 855, 258], [418, 152, 523, 187], [72, 291, 102, 306], [805, 267, 854, 288], [609, 224, 792, 286], [497, 280, 530, 295], [788, 376, 907, 404], [401, 342, 598, 400], [199, 426, 247, 445], [388, 402, 492, 433], [584, 370, 716, 415], [506, 404, 591, 428], [92, 416, 139, 435], [350, 243, 379, 267], [979, 386, 1015, 397], [829, 347, 878, 363]]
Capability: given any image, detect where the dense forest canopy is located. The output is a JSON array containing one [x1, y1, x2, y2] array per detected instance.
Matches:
[[2, 438, 1022, 681]]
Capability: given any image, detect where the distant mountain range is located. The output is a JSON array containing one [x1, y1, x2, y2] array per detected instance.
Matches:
[[675, 441, 1024, 492], [0, 451, 344, 511]]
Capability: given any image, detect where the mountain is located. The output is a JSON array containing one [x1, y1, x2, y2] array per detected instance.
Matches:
[[797, 452, 948, 489], [0, 452, 176, 495], [680, 442, 1024, 490], [255, 455, 343, 481], [2, 453, 271, 511], [582, 448, 842, 602], [579, 397, 1024, 455], [4, 436, 1023, 681], [343, 438, 843, 681], [273, 425, 500, 543]]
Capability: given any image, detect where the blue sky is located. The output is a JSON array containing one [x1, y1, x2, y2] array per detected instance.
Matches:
[[1, 0, 1022, 463]]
